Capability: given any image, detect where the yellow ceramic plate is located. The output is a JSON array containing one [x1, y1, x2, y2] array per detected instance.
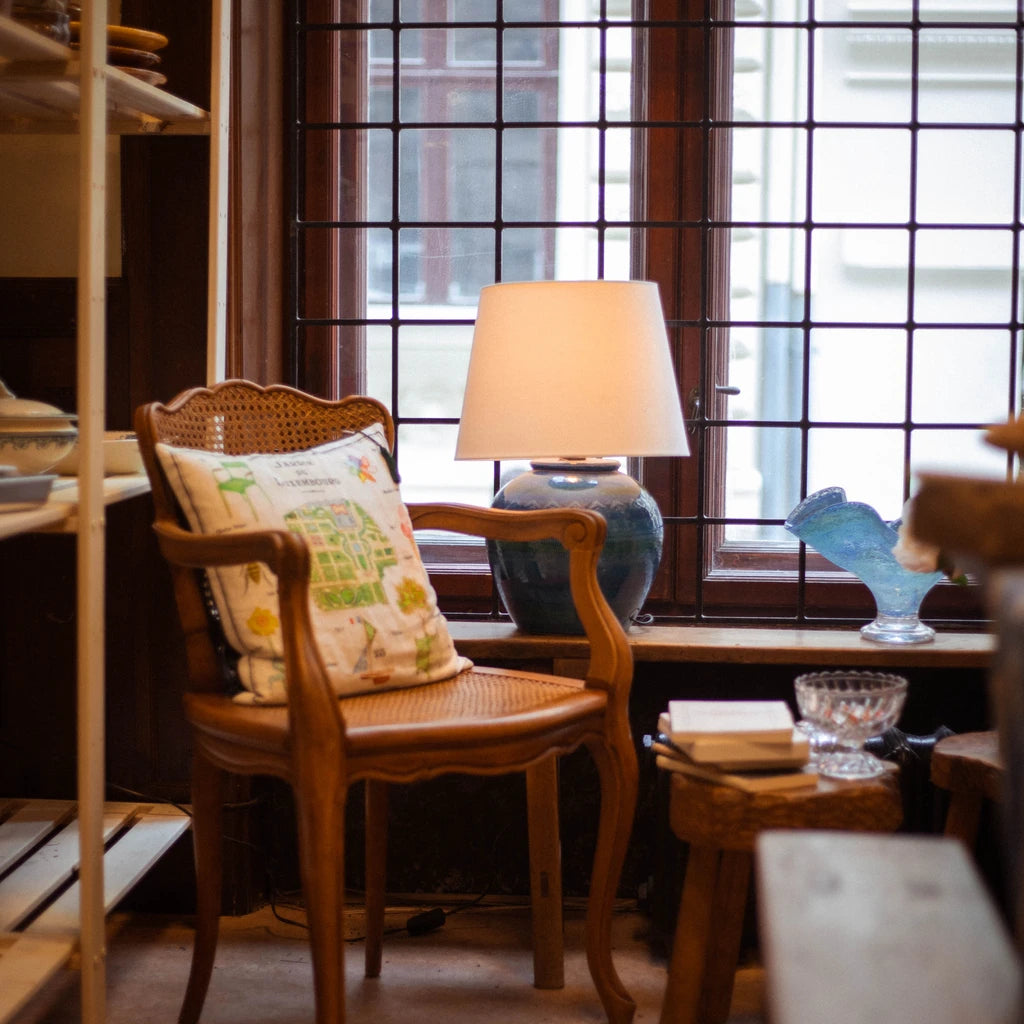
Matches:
[[70, 22, 169, 53]]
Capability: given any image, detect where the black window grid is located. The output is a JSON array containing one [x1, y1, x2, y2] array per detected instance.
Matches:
[[288, 1, 1022, 626]]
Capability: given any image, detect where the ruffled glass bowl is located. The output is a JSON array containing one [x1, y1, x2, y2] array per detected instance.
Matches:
[[794, 670, 908, 779]]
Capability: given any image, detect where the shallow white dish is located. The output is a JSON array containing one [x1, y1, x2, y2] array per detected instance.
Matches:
[[52, 431, 144, 476], [0, 473, 57, 512]]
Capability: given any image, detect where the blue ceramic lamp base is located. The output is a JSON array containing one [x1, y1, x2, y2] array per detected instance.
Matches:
[[488, 460, 663, 635]]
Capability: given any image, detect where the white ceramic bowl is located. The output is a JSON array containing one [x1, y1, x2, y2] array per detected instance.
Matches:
[[0, 428, 78, 475], [52, 431, 144, 476]]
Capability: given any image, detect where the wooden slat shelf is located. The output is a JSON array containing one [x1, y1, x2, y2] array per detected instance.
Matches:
[[0, 797, 191, 1024], [0, 15, 209, 134], [0, 10, 222, 1020]]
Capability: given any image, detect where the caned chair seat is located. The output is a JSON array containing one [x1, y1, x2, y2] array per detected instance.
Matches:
[[135, 379, 638, 1024], [184, 666, 608, 764]]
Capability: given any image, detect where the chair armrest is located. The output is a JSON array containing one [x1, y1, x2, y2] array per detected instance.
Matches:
[[407, 503, 633, 700], [154, 519, 310, 578], [152, 521, 340, 728]]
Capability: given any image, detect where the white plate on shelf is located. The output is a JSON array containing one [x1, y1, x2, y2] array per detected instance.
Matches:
[[0, 473, 56, 511]]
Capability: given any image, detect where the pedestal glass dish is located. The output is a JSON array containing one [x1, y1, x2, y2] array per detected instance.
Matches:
[[785, 487, 943, 645], [794, 671, 908, 779]]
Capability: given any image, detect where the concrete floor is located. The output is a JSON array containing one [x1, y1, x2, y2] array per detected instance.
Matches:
[[19, 899, 765, 1023]]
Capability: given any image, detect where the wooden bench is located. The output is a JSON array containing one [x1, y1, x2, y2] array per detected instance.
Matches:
[[756, 830, 1022, 1024]]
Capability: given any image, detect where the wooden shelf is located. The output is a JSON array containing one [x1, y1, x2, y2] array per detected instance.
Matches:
[[0, 15, 209, 134], [0, 797, 191, 1024], [0, 474, 150, 542], [447, 620, 995, 669], [0, 6, 226, 1021]]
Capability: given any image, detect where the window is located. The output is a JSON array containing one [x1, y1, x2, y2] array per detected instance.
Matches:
[[289, 0, 1017, 625]]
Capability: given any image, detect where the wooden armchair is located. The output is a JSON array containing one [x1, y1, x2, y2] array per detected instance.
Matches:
[[134, 379, 638, 1024]]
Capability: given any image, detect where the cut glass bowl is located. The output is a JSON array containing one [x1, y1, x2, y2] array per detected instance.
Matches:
[[794, 670, 908, 779]]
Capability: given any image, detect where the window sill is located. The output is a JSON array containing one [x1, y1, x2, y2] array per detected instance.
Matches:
[[446, 621, 994, 669]]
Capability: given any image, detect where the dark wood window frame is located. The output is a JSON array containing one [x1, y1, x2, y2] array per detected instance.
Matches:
[[277, 0, 993, 628]]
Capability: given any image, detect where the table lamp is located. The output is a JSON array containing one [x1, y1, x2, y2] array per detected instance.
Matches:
[[455, 279, 689, 634]]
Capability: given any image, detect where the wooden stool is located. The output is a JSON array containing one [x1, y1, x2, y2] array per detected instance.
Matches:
[[658, 768, 903, 1024], [931, 730, 1004, 847]]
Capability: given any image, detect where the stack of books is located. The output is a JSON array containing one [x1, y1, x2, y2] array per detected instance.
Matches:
[[654, 699, 818, 792]]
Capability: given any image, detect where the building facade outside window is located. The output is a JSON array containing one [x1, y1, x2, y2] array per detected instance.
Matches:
[[289, 0, 1018, 625]]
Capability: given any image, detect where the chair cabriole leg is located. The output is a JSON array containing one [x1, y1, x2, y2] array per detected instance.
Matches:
[[179, 751, 224, 1024], [585, 737, 639, 1024], [527, 756, 565, 989], [364, 778, 388, 978], [294, 774, 348, 1024]]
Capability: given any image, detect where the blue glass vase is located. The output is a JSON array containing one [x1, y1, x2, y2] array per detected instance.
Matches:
[[785, 486, 943, 645]]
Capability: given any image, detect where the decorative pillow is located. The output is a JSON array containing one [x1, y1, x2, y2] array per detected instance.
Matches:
[[156, 426, 471, 705]]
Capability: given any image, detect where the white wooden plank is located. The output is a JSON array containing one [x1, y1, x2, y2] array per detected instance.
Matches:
[[206, 0, 230, 383], [0, 932, 74, 1024], [30, 808, 191, 935], [0, 807, 132, 931], [757, 830, 1022, 1024], [76, 7, 108, 1019], [0, 800, 76, 875]]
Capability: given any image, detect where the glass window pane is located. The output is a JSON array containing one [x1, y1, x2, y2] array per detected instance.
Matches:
[[396, 323, 475, 419], [913, 229, 1014, 323], [919, 29, 1017, 123], [448, 228, 496, 303], [912, 329, 1012, 423], [736, 327, 805, 424], [451, 26, 496, 63], [813, 27, 912, 123], [816, 0, 910, 20], [729, 228, 807, 323], [727, 127, 807, 224], [605, 26, 634, 121], [505, 0, 547, 21], [450, 131, 496, 219], [807, 428, 907, 522], [397, 423, 489, 504], [917, 129, 1016, 225], [555, 26, 602, 120], [453, 0, 496, 19], [367, 227, 395, 302], [911, 428, 1012, 480], [399, 129, 495, 221], [713, 426, 804, 521], [365, 323, 394, 407], [504, 26, 546, 63], [812, 128, 911, 224], [501, 128, 544, 221], [396, 226, 425, 302], [809, 329, 908, 423], [726, 27, 808, 123], [810, 229, 909, 323], [918, 0, 1018, 22], [501, 226, 601, 281]]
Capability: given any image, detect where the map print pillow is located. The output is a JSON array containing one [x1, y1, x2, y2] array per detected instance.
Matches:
[[156, 427, 471, 704]]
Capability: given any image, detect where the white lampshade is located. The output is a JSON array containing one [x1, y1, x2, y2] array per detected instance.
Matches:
[[455, 280, 689, 461]]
